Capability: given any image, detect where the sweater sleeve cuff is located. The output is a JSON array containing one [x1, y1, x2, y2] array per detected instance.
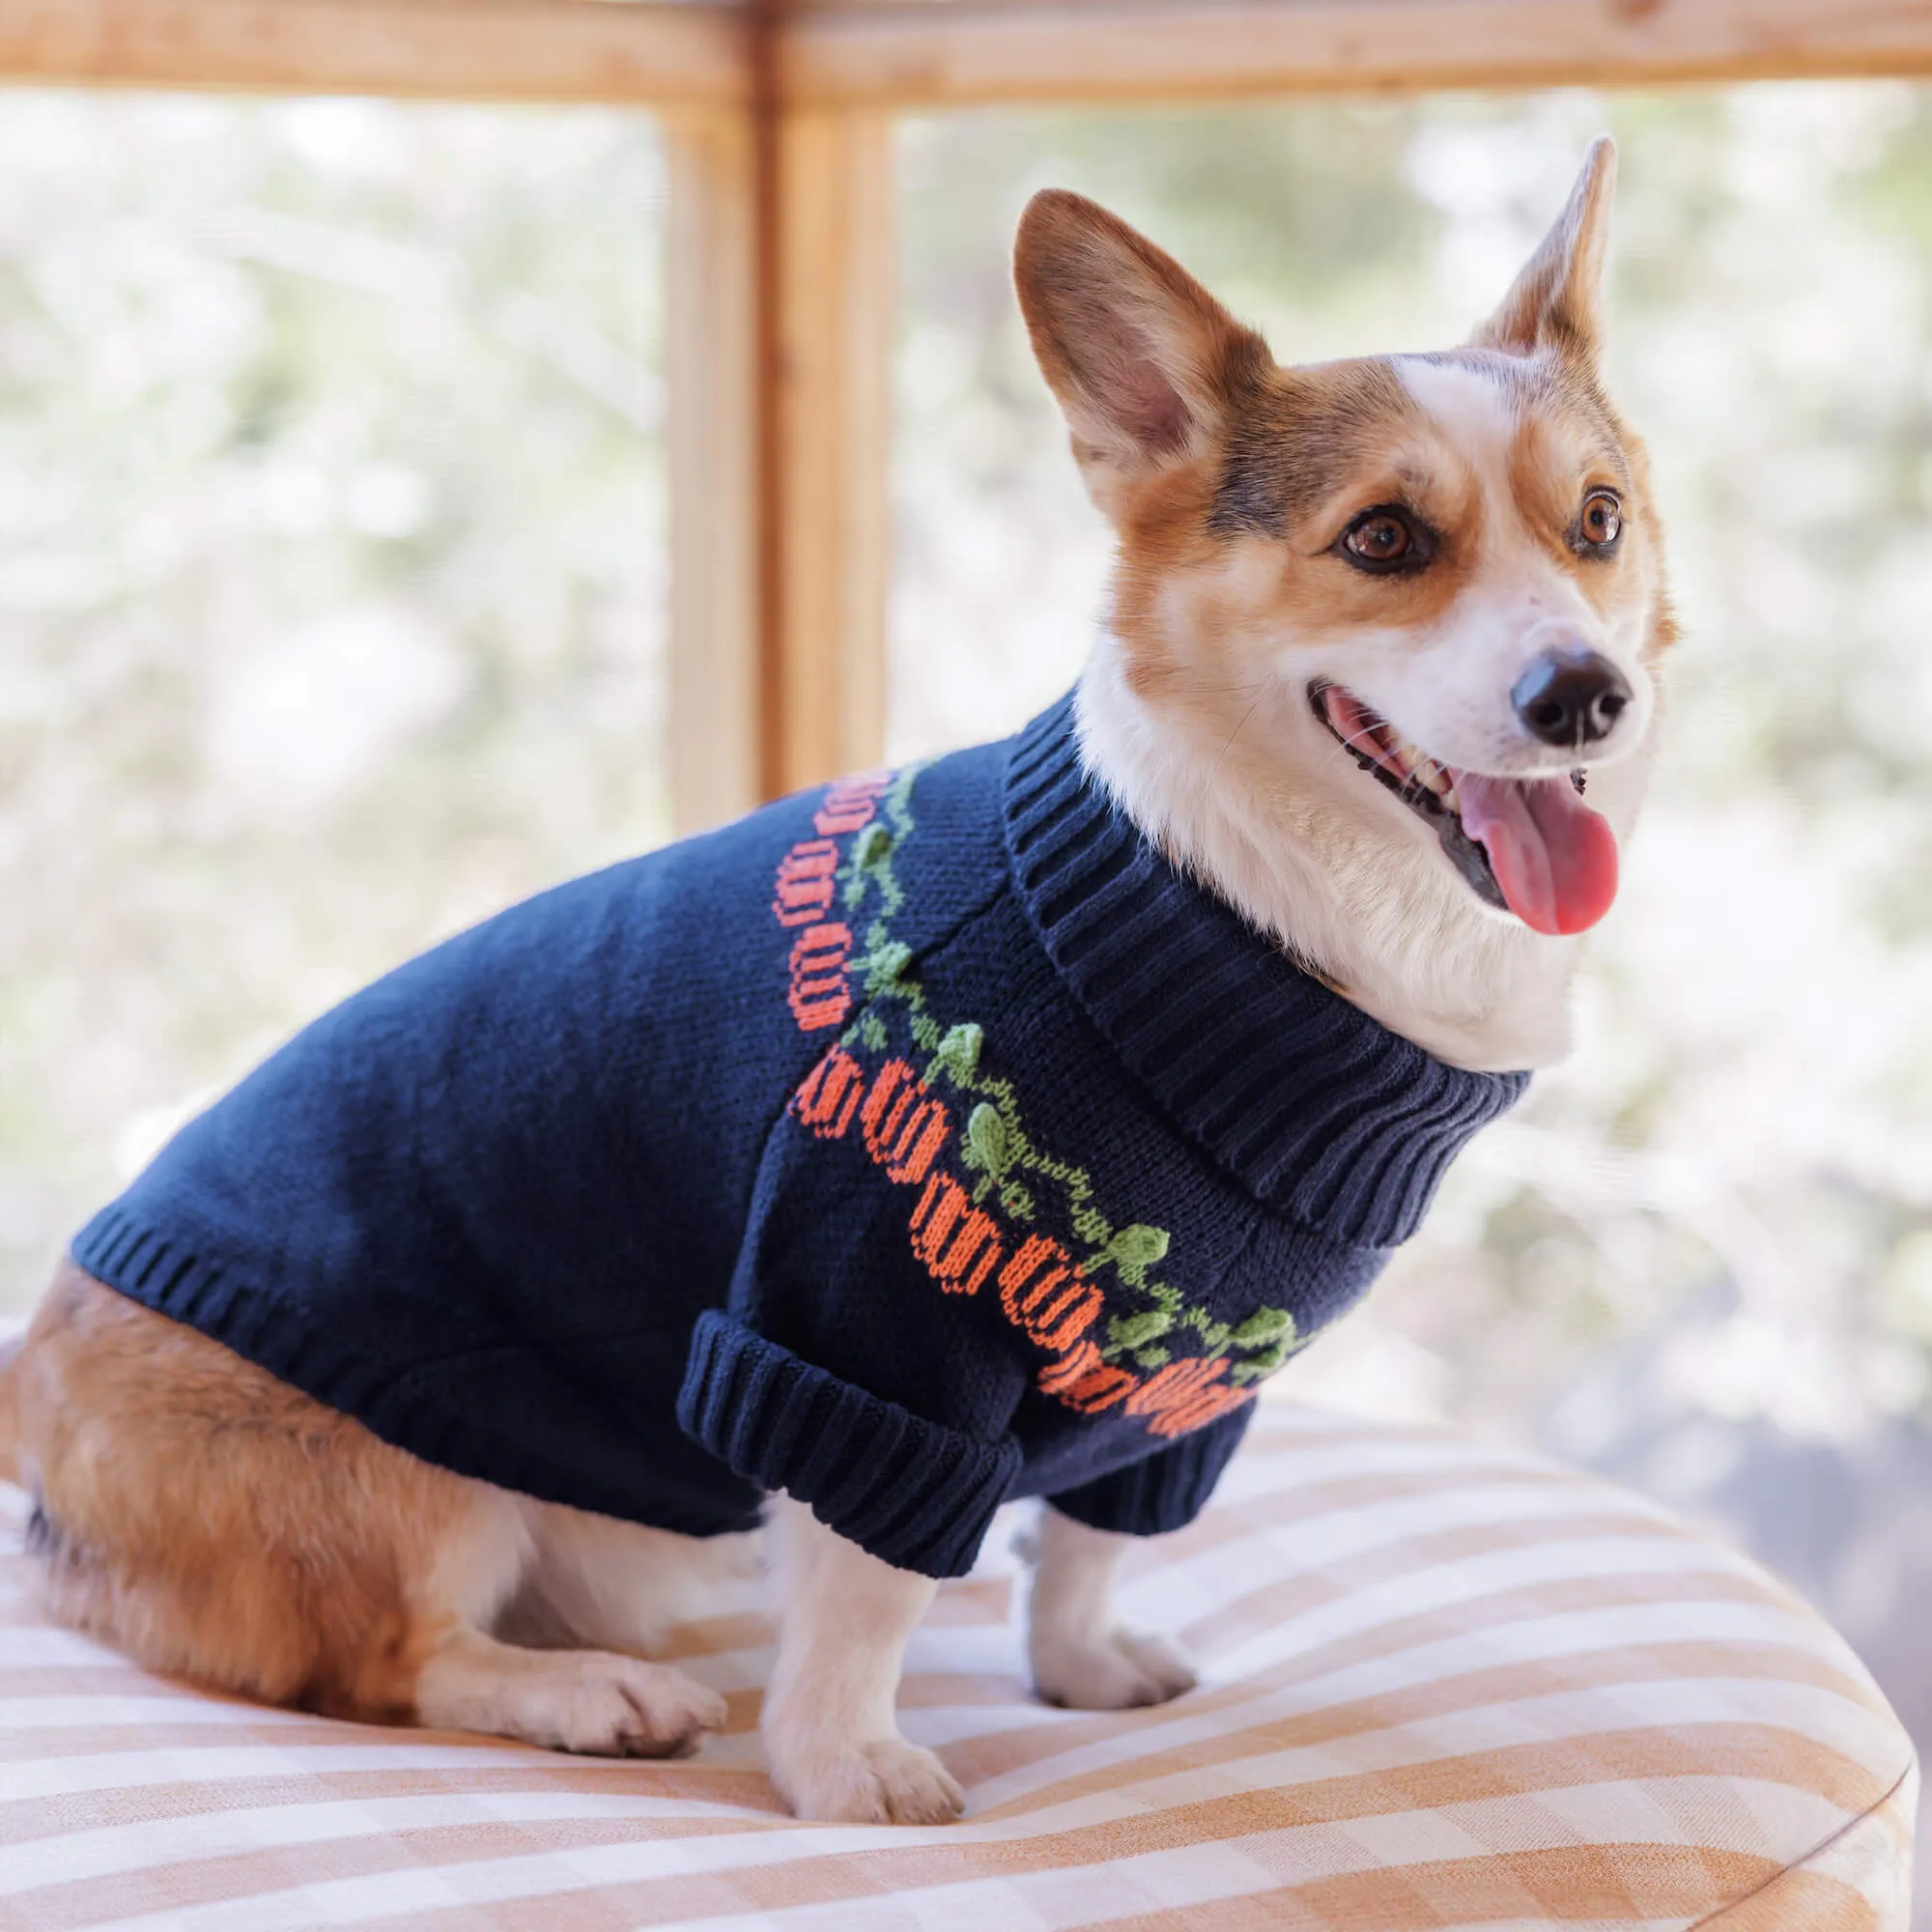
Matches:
[[676, 1310, 1022, 1578], [1045, 1398, 1255, 1539]]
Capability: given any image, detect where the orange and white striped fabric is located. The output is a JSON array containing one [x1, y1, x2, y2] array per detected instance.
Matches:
[[0, 1406, 1916, 1930]]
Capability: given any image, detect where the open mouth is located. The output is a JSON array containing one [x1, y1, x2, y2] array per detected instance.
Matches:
[[1309, 682, 1620, 936]]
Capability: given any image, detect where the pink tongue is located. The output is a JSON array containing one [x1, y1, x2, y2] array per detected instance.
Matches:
[[1454, 773, 1619, 936]]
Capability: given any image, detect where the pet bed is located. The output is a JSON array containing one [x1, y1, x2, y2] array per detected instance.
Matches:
[[0, 1404, 1915, 1930]]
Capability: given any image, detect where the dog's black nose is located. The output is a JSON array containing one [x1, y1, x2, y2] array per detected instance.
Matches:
[[1511, 650, 1632, 749]]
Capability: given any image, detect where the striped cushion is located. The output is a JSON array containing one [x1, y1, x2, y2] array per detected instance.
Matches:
[[0, 1406, 1915, 1930]]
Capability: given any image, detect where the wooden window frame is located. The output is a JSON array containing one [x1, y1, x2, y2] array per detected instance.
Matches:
[[6, 0, 1930, 827]]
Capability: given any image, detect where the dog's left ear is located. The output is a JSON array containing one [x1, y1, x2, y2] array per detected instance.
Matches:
[[1473, 136, 1617, 368]]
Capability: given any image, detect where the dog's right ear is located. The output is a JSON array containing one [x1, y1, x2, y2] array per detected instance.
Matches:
[[1014, 190, 1267, 520]]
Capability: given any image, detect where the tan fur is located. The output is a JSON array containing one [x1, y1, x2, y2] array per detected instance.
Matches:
[[0, 1326, 23, 1485], [1112, 351, 1669, 685], [1015, 177, 1669, 729], [15, 1261, 502, 1718], [7, 1263, 726, 1752]]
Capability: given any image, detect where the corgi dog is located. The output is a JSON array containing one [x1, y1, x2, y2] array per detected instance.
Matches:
[[0, 139, 1668, 1828]]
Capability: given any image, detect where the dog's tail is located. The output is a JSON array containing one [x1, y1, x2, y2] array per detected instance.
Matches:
[[0, 1326, 24, 1486]]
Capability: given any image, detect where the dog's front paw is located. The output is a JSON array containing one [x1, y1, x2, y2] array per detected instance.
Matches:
[[1032, 1627, 1196, 1711], [768, 1733, 965, 1824]]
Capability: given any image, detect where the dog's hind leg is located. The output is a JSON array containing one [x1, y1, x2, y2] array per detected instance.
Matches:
[[505, 1499, 760, 1658], [403, 1483, 728, 1758], [413, 1626, 724, 1757], [14, 1263, 723, 1757]]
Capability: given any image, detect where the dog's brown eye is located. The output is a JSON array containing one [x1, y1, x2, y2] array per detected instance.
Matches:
[[1579, 491, 1622, 548], [1345, 514, 1411, 564], [1336, 504, 1435, 575]]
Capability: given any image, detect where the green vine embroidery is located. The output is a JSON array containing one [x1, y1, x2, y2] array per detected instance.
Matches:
[[837, 764, 1303, 1386]]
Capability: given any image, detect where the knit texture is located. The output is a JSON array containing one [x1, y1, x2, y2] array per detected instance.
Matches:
[[71, 691, 1525, 1577], [1043, 1401, 1254, 1541], [678, 1312, 1022, 1577], [1007, 700, 1527, 1247]]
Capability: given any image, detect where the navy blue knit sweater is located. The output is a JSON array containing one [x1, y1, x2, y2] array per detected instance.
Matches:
[[72, 695, 1526, 1577]]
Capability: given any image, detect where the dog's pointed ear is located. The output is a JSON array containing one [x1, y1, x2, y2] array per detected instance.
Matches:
[[1473, 137, 1617, 367], [1014, 189, 1267, 516]]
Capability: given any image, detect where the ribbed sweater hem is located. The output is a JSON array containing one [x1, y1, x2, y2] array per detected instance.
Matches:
[[71, 1205, 763, 1539], [677, 1311, 1022, 1578]]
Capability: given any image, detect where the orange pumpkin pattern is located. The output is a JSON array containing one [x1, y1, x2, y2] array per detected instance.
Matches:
[[769, 769, 1267, 1445]]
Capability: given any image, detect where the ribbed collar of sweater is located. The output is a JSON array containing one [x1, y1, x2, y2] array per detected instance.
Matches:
[[1003, 693, 1529, 1250]]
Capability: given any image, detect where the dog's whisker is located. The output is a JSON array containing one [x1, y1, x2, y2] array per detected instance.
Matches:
[[1212, 688, 1266, 779], [1330, 725, 1383, 759]]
